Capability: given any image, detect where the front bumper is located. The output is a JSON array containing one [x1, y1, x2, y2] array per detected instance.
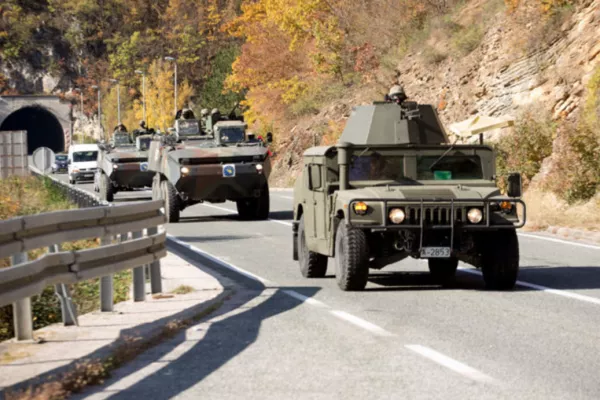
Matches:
[[71, 170, 96, 181], [345, 198, 526, 230], [176, 163, 267, 201], [109, 162, 154, 188]]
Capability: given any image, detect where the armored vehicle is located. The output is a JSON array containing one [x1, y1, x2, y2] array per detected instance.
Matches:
[[148, 109, 272, 223], [96, 134, 154, 201], [292, 100, 526, 291]]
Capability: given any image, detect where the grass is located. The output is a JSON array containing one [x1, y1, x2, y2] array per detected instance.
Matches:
[[522, 190, 600, 232], [170, 285, 195, 295]]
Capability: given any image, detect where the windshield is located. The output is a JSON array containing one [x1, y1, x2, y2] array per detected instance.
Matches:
[[73, 151, 98, 162], [417, 155, 483, 180], [219, 127, 245, 144], [176, 120, 200, 136], [137, 138, 152, 150], [55, 155, 67, 161], [113, 134, 131, 146], [349, 152, 405, 181]]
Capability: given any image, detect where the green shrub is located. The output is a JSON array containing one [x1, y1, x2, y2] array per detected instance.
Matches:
[[494, 110, 556, 191], [422, 46, 448, 64], [452, 25, 484, 55]]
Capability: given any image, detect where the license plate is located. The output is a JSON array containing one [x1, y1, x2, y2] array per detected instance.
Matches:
[[420, 247, 451, 258], [222, 164, 236, 178]]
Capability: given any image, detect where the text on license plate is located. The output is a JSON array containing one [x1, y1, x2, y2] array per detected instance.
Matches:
[[420, 247, 451, 258]]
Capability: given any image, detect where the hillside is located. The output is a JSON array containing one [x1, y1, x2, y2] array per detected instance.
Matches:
[[1, 0, 599, 231]]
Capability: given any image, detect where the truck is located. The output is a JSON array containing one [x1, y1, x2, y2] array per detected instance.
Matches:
[[148, 108, 273, 223], [292, 100, 526, 291], [96, 134, 155, 201]]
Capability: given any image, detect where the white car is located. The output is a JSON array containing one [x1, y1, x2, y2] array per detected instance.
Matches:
[[68, 143, 99, 185]]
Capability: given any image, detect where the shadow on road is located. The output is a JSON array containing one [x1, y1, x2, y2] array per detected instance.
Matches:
[[268, 210, 293, 220]]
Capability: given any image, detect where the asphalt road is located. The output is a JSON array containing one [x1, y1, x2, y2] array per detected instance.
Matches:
[[59, 175, 600, 399]]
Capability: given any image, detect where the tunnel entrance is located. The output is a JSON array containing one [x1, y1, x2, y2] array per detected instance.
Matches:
[[0, 106, 65, 154]]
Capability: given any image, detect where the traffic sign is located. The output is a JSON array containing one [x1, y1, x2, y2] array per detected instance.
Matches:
[[32, 147, 55, 174]]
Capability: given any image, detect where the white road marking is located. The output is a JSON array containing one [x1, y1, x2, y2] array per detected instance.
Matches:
[[277, 195, 294, 200], [459, 267, 600, 306], [167, 234, 272, 285], [167, 235, 393, 337], [330, 310, 395, 337], [405, 344, 496, 384], [518, 232, 600, 250], [200, 203, 293, 226]]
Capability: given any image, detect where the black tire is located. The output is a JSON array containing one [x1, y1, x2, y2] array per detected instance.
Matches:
[[298, 216, 327, 278], [428, 258, 458, 285], [334, 222, 369, 291], [236, 183, 270, 220], [480, 229, 519, 290], [99, 173, 114, 202], [161, 180, 180, 223]]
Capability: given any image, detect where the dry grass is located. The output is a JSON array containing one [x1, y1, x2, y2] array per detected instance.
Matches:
[[521, 189, 600, 232], [170, 285, 195, 295]]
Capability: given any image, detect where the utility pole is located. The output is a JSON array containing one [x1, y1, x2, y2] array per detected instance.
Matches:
[[110, 79, 121, 124], [164, 56, 177, 115], [135, 70, 147, 122]]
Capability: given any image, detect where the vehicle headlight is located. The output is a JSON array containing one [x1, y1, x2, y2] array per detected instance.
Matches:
[[112, 164, 118, 170], [255, 164, 263, 172], [181, 166, 190, 174], [353, 201, 368, 215], [72, 168, 80, 173], [389, 208, 406, 224], [467, 208, 483, 224]]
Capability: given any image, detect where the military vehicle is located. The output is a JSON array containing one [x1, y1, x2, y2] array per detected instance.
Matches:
[[292, 100, 526, 292], [148, 108, 273, 223], [96, 133, 155, 201]]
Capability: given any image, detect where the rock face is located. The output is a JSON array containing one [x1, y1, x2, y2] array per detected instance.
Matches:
[[397, 0, 600, 127]]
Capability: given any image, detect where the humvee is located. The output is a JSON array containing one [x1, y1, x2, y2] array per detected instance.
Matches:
[[292, 101, 526, 291], [96, 134, 154, 201], [148, 109, 273, 223]]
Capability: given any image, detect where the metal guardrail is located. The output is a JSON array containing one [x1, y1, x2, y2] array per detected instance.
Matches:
[[0, 166, 167, 341]]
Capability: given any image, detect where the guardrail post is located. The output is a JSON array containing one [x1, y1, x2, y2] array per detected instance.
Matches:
[[50, 245, 78, 326], [132, 231, 146, 302], [100, 235, 114, 312], [147, 227, 163, 294], [11, 252, 33, 341]]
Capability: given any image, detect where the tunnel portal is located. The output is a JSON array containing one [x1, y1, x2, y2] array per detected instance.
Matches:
[[0, 106, 65, 154]]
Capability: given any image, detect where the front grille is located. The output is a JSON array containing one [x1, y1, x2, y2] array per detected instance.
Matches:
[[402, 205, 480, 225], [114, 158, 145, 163]]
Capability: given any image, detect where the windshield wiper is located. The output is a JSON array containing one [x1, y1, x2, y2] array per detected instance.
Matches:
[[428, 138, 459, 171]]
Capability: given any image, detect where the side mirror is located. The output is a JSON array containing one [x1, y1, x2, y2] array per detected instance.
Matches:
[[507, 173, 522, 197], [266, 132, 273, 143]]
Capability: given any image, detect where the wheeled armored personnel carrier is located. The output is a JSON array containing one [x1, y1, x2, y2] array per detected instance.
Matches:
[[96, 134, 155, 201], [148, 109, 272, 223], [292, 100, 526, 291]]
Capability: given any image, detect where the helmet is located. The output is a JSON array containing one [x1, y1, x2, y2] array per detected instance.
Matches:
[[201, 108, 209, 116], [388, 85, 406, 98], [181, 108, 195, 119], [211, 108, 219, 115], [140, 120, 146, 127]]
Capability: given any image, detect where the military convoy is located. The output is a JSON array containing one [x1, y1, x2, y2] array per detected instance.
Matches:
[[292, 95, 526, 292], [95, 130, 155, 202], [148, 108, 272, 223]]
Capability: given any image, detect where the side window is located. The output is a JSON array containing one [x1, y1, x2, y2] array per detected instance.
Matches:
[[308, 165, 322, 191]]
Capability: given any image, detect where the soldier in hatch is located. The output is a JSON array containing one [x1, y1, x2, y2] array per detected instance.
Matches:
[[384, 85, 408, 105]]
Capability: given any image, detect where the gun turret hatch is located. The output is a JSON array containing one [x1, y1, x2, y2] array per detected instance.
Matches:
[[339, 102, 450, 146]]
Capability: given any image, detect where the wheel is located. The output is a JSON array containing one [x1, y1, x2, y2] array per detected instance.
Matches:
[[99, 173, 114, 202], [428, 258, 458, 285], [334, 222, 369, 291], [161, 180, 180, 223], [297, 215, 327, 278], [480, 229, 519, 290], [236, 183, 270, 220]]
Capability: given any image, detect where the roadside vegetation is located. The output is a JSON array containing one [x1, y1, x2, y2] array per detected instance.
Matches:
[[0, 176, 132, 342]]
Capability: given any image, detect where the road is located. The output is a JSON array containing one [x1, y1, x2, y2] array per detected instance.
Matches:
[[55, 172, 600, 399]]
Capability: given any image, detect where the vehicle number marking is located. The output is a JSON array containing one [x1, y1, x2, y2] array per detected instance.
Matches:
[[222, 164, 236, 178], [420, 247, 451, 258]]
